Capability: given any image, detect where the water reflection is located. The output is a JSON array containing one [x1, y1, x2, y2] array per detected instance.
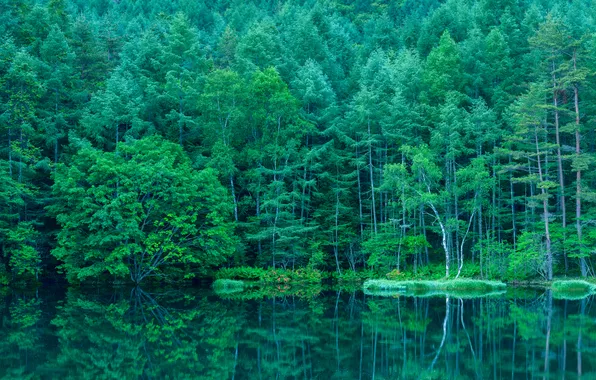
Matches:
[[0, 286, 594, 379]]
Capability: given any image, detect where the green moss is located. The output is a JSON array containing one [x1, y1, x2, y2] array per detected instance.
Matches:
[[551, 280, 596, 300], [363, 279, 506, 298]]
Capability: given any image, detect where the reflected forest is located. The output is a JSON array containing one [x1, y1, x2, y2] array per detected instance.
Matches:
[[0, 287, 595, 379]]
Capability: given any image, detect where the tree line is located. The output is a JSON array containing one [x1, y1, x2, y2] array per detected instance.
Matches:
[[2, 0, 596, 283]]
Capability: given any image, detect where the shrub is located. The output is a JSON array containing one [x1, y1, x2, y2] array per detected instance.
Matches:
[[401, 263, 445, 280], [334, 270, 372, 283], [292, 268, 323, 283], [455, 263, 481, 279], [0, 264, 10, 286], [507, 232, 545, 281], [385, 269, 405, 280], [262, 268, 323, 285], [261, 269, 292, 285]]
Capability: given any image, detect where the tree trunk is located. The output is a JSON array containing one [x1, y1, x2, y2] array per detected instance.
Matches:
[[509, 156, 516, 250], [7, 128, 12, 178], [535, 129, 553, 281], [368, 119, 377, 235], [456, 205, 476, 278], [429, 201, 450, 278], [573, 50, 586, 277], [551, 64, 568, 272], [230, 175, 238, 222], [334, 192, 341, 274], [18, 128, 23, 184], [356, 145, 364, 238], [453, 160, 461, 276]]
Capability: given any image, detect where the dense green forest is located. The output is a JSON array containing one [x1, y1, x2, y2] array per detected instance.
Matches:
[[2, 0, 596, 284]]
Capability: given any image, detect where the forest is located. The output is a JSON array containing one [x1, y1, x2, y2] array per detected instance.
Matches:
[[2, 0, 596, 285]]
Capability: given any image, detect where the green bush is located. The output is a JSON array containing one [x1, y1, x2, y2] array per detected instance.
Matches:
[[0, 264, 10, 286], [262, 268, 322, 285], [507, 232, 544, 281], [455, 263, 481, 279], [292, 268, 323, 283], [385, 269, 405, 280], [400, 263, 445, 280], [333, 270, 372, 283], [261, 269, 291, 285]]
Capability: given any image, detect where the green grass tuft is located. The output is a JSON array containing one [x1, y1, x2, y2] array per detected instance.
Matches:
[[363, 279, 506, 298], [551, 280, 596, 300]]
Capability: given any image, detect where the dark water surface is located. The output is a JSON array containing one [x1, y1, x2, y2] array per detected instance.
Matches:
[[1, 286, 595, 379]]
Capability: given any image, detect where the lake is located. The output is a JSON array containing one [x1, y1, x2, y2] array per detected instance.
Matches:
[[0, 285, 593, 379]]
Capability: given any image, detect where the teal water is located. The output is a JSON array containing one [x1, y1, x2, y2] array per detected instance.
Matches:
[[0, 286, 594, 379]]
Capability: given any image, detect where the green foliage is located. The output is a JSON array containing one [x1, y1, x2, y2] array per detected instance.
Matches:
[[333, 270, 373, 283], [507, 231, 545, 281], [0, 264, 9, 286], [401, 263, 446, 281], [214, 267, 265, 281], [261, 268, 323, 285], [3, 0, 596, 284], [363, 232, 400, 271], [477, 238, 511, 280], [5, 221, 41, 279], [385, 269, 405, 280], [49, 136, 236, 283]]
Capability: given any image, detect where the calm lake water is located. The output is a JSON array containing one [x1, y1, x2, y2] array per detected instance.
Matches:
[[0, 286, 594, 379]]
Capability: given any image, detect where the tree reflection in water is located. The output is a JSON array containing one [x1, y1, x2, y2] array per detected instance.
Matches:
[[0, 286, 594, 379]]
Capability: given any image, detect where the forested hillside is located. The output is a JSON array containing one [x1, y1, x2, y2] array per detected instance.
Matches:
[[2, 0, 596, 284]]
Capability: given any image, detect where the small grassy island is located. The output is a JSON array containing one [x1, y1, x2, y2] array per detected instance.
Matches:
[[551, 280, 596, 300], [363, 279, 507, 298]]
